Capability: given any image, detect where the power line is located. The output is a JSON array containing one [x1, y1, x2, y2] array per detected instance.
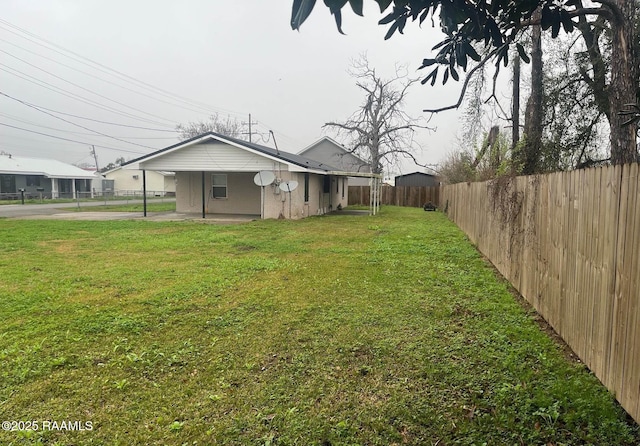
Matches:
[[0, 91, 157, 149], [0, 111, 176, 139], [0, 51, 178, 126], [0, 19, 248, 119], [0, 65, 175, 128], [0, 18, 306, 151], [0, 122, 149, 155], [2, 98, 176, 132], [0, 38, 224, 116]]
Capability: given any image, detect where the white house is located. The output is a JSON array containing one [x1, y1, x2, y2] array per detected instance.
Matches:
[[123, 133, 367, 219], [0, 153, 98, 199], [103, 166, 175, 196]]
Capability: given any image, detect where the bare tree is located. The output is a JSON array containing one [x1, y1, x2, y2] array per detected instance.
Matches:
[[176, 113, 245, 141], [324, 56, 433, 174]]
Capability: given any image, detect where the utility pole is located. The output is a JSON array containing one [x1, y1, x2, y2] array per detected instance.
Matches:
[[269, 130, 280, 155], [242, 113, 259, 142], [90, 145, 99, 172]]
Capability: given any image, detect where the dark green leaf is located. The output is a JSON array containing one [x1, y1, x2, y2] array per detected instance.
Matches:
[[560, 10, 574, 33], [291, 0, 317, 30], [450, 66, 459, 81], [379, 11, 397, 25], [488, 19, 502, 47], [419, 58, 438, 69], [396, 15, 407, 35], [456, 44, 467, 71], [348, 0, 363, 16], [432, 38, 452, 51], [375, 0, 393, 13], [464, 42, 481, 62], [484, 26, 491, 46], [421, 67, 439, 86], [516, 43, 530, 64], [551, 18, 561, 38], [384, 20, 400, 40], [334, 9, 345, 34], [540, 5, 553, 31], [442, 68, 450, 84], [323, 0, 347, 10], [419, 7, 431, 24]]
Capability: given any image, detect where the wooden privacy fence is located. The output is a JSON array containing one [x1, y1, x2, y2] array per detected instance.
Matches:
[[349, 185, 440, 208], [441, 163, 640, 423]]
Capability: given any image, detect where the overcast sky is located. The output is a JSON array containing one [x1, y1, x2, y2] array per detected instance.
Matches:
[[0, 1, 491, 175]]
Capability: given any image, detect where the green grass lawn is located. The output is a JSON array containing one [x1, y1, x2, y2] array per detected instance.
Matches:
[[66, 201, 176, 213], [0, 207, 637, 445]]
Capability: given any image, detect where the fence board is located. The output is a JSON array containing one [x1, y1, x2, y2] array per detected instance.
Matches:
[[588, 167, 606, 376], [616, 163, 640, 415], [348, 185, 441, 208], [441, 163, 640, 424]]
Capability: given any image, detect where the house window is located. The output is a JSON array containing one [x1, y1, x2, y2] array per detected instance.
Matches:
[[26, 175, 41, 187], [212, 174, 227, 198], [341, 178, 345, 199], [336, 177, 339, 193], [304, 173, 309, 202], [323, 175, 330, 193], [0, 175, 16, 193]]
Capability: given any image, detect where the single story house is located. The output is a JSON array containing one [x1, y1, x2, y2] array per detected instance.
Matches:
[[298, 137, 372, 187], [103, 166, 175, 196], [124, 132, 375, 219], [0, 153, 98, 199], [394, 171, 440, 188]]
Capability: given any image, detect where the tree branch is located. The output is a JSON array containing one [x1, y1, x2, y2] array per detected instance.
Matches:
[[423, 46, 501, 113]]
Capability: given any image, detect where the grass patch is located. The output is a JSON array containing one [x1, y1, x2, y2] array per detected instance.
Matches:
[[65, 201, 176, 212], [0, 207, 637, 445]]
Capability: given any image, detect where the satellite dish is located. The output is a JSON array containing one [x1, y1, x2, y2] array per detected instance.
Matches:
[[279, 181, 298, 193], [253, 171, 276, 187]]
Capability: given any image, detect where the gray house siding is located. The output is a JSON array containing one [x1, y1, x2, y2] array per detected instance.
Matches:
[[298, 137, 371, 187]]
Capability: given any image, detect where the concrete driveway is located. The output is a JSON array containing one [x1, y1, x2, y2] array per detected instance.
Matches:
[[0, 199, 258, 223]]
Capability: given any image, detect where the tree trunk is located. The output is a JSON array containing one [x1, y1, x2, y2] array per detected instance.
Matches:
[[576, 14, 610, 121], [608, 0, 638, 165], [522, 9, 543, 175]]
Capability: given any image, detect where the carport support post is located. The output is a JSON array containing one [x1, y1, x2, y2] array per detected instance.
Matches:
[[201, 171, 206, 219], [142, 169, 147, 217]]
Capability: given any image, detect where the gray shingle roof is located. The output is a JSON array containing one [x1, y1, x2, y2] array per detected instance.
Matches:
[[125, 132, 341, 172]]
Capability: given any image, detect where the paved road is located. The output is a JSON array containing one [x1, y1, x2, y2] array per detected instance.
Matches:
[[0, 199, 175, 219]]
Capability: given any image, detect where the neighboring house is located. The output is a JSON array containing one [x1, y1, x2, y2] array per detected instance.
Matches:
[[92, 172, 114, 196], [0, 153, 97, 199], [124, 132, 354, 219], [394, 171, 440, 187], [298, 137, 371, 186], [103, 166, 175, 196]]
